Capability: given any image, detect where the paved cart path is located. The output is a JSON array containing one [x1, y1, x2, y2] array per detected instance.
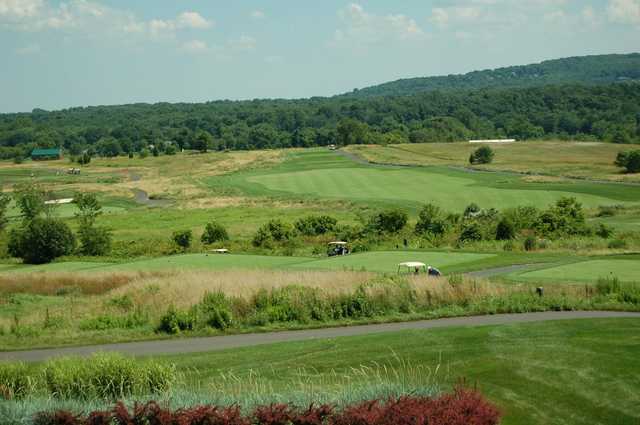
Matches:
[[2, 311, 639, 362]]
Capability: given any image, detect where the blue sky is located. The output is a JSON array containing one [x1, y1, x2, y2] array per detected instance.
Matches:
[[1, 0, 639, 113]]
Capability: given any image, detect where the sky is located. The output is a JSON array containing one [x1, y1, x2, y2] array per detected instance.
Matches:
[[1, 0, 639, 113]]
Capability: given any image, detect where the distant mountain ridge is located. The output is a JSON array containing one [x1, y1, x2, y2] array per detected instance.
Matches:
[[344, 53, 640, 97]]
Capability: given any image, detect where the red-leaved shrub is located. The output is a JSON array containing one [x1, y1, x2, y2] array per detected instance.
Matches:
[[34, 388, 500, 425]]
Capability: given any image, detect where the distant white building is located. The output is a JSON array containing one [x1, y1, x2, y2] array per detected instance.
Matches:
[[469, 139, 517, 143]]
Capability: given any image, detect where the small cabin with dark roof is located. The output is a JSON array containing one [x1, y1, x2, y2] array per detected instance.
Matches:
[[31, 148, 62, 161]]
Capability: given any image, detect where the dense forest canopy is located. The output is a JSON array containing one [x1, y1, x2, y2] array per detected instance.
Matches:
[[1, 63, 640, 160], [346, 53, 640, 98]]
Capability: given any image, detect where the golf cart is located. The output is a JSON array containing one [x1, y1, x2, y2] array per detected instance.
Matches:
[[397, 262, 442, 277], [397, 262, 427, 275], [328, 241, 350, 257]]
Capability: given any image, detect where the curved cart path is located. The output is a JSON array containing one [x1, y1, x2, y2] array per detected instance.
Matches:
[[2, 311, 638, 362]]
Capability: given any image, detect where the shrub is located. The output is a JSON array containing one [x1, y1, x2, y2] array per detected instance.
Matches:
[[415, 204, 449, 237], [172, 230, 193, 250], [469, 146, 495, 165], [34, 389, 500, 425], [608, 238, 627, 249], [458, 223, 483, 243], [78, 226, 112, 256], [79, 311, 148, 331], [294, 215, 338, 236], [367, 209, 408, 234], [8, 218, 76, 264], [201, 221, 229, 244], [252, 220, 293, 247], [614, 150, 640, 173], [495, 217, 515, 240], [196, 291, 234, 330], [595, 223, 614, 239], [523, 236, 537, 251], [41, 353, 177, 400], [158, 306, 195, 334]]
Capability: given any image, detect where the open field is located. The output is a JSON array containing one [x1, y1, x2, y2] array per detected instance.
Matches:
[[215, 149, 640, 212], [344, 141, 640, 183], [153, 318, 639, 425]]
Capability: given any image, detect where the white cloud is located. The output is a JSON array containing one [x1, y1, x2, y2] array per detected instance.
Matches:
[[15, 43, 40, 55], [177, 11, 212, 29], [181, 39, 207, 53], [0, 1, 213, 44], [251, 10, 265, 19], [607, 0, 640, 24], [333, 3, 425, 47], [228, 35, 256, 51], [0, 0, 43, 19]]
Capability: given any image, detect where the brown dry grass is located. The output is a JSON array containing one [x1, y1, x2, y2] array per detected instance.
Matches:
[[0, 271, 167, 296], [111, 269, 375, 309]]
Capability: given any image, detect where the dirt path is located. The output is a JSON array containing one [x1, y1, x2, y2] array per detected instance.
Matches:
[[2, 311, 638, 362], [126, 170, 172, 207]]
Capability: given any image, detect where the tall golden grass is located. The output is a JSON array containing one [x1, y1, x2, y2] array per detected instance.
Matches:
[[0, 271, 167, 296]]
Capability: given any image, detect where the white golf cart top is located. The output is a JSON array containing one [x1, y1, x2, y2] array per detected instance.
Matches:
[[397, 262, 428, 273], [328, 241, 348, 245]]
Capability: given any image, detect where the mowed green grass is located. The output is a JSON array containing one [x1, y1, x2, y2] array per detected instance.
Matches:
[[226, 150, 639, 211], [516, 259, 640, 284], [0, 251, 499, 275], [289, 251, 495, 273], [168, 318, 640, 425], [100, 254, 312, 272]]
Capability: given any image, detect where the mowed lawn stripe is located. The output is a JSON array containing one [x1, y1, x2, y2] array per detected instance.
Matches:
[[515, 259, 640, 284], [245, 152, 636, 211], [289, 251, 496, 273]]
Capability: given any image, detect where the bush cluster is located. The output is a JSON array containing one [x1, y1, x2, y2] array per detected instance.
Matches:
[[0, 353, 177, 401], [32, 388, 500, 425]]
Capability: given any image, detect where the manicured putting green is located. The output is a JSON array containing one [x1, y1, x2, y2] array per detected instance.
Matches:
[[248, 167, 630, 210], [516, 259, 640, 283], [289, 251, 496, 273], [99, 254, 313, 272]]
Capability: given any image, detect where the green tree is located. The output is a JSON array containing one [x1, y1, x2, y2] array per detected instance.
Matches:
[[415, 204, 449, 237], [74, 192, 112, 256], [172, 230, 193, 251], [201, 221, 229, 244], [337, 118, 369, 146], [13, 182, 48, 222], [294, 215, 338, 236], [614, 150, 640, 173], [0, 190, 10, 233], [495, 217, 516, 240], [469, 146, 494, 165], [193, 131, 213, 153], [252, 219, 293, 247], [8, 218, 76, 264], [368, 209, 408, 234]]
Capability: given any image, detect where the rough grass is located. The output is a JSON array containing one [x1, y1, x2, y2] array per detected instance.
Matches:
[[345, 141, 640, 182]]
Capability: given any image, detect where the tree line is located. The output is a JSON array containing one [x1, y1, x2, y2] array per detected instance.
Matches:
[[1, 83, 639, 160]]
